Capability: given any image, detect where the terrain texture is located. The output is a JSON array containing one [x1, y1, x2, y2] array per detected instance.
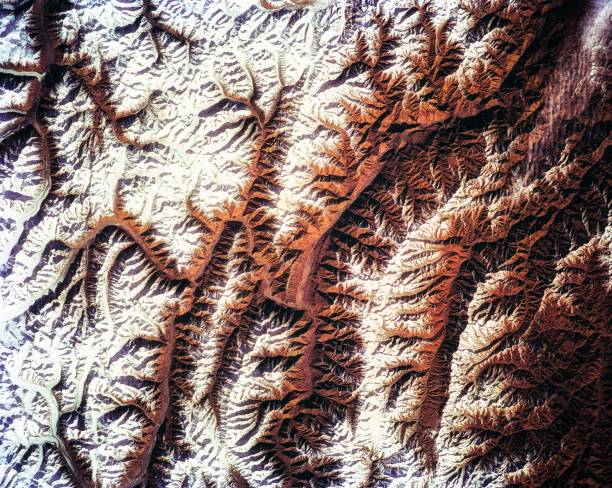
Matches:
[[0, 0, 611, 487]]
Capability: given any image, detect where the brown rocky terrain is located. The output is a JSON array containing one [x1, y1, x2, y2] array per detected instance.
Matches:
[[0, 0, 610, 487]]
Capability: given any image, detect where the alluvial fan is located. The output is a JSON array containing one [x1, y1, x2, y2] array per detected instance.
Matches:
[[0, 0, 610, 487]]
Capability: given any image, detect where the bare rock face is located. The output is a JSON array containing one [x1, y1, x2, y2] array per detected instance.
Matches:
[[0, 1, 610, 487]]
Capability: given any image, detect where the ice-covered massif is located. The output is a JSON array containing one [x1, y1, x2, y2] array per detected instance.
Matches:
[[0, 0, 610, 486]]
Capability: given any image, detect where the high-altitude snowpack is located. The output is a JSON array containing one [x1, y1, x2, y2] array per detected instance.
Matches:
[[0, 1, 610, 487]]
